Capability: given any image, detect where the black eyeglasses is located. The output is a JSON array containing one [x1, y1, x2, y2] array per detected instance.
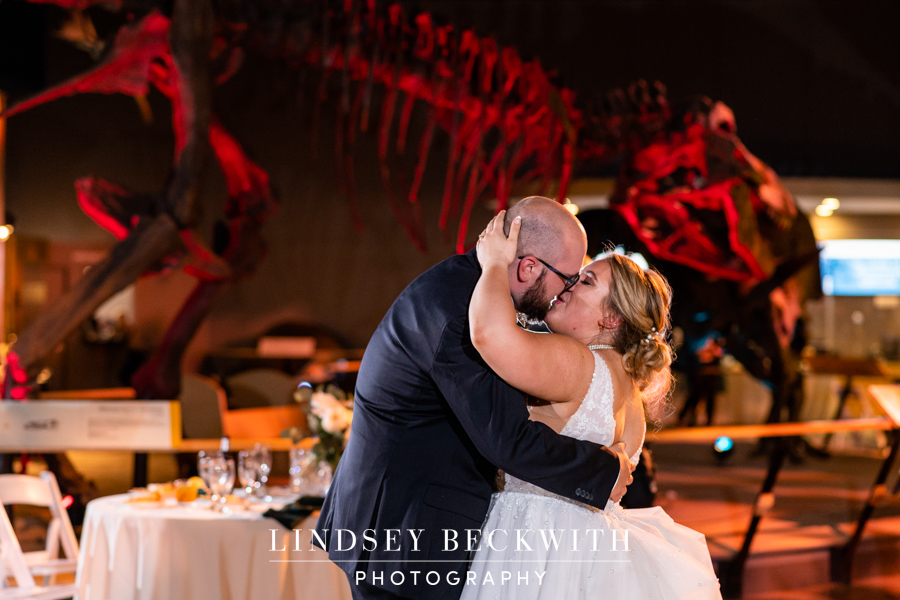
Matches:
[[518, 256, 581, 295]]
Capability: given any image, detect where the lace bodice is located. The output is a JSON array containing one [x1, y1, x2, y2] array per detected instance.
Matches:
[[503, 351, 644, 504]]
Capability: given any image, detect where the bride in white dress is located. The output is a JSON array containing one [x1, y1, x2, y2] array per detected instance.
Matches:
[[459, 212, 722, 599]]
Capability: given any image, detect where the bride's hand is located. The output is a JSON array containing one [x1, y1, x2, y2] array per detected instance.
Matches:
[[476, 211, 521, 269]]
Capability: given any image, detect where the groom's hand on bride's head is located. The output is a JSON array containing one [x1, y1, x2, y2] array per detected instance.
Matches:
[[608, 442, 635, 504]]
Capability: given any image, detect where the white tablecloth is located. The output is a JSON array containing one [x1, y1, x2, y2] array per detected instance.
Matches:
[[75, 494, 352, 600]]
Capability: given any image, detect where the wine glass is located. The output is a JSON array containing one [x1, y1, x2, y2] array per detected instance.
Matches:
[[316, 461, 334, 495], [208, 455, 236, 509], [253, 445, 272, 498], [238, 450, 260, 496], [197, 450, 215, 488], [289, 447, 316, 494]]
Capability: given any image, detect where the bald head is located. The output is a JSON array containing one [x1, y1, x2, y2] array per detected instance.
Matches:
[[504, 196, 587, 266], [501, 197, 587, 320]]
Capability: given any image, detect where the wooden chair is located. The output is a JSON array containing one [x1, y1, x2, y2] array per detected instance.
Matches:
[[215, 387, 308, 485], [219, 403, 307, 438], [37, 387, 136, 399], [213, 373, 304, 438], [225, 368, 298, 409], [179, 374, 226, 439], [0, 472, 78, 599]]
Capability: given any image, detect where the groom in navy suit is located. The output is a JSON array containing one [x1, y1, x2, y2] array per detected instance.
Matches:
[[315, 197, 633, 599]]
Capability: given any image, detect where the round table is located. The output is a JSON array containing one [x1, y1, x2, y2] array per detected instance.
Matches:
[[75, 494, 352, 600]]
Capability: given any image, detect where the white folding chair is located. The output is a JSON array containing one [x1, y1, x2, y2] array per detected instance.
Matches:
[[0, 472, 77, 599]]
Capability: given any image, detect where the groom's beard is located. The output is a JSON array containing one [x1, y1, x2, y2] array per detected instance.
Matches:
[[515, 270, 551, 322]]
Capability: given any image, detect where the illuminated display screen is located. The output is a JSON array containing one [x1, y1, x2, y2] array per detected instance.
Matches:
[[819, 240, 900, 296]]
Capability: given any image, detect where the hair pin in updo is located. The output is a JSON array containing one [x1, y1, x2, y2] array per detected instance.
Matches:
[[641, 326, 658, 345]]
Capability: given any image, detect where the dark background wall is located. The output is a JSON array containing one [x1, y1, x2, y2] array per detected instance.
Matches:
[[416, 0, 900, 178]]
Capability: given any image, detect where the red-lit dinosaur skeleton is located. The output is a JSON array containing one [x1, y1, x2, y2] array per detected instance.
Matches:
[[1, 0, 812, 409]]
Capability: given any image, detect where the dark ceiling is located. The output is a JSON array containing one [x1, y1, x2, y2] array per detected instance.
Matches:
[[2, 0, 898, 178]]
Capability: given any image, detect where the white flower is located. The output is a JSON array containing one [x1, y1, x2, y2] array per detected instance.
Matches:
[[310, 392, 340, 418], [311, 392, 353, 434], [320, 411, 347, 434]]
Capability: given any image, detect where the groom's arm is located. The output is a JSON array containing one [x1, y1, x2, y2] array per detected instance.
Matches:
[[430, 315, 624, 509]]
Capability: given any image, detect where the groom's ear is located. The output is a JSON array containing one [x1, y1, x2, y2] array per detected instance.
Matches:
[[516, 256, 537, 283]]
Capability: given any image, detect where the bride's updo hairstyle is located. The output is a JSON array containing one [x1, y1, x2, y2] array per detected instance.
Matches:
[[601, 253, 675, 419]]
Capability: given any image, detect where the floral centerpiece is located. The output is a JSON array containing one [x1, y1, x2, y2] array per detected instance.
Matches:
[[283, 383, 353, 473]]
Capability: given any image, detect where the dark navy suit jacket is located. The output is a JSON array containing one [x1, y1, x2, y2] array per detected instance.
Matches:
[[315, 249, 619, 599]]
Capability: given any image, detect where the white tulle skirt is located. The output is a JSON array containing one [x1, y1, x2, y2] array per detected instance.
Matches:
[[459, 491, 722, 600]]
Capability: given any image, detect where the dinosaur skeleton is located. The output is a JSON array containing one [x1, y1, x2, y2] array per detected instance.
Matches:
[[2, 1, 815, 417]]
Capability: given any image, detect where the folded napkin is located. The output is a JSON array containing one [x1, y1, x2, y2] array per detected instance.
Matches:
[[262, 496, 325, 529]]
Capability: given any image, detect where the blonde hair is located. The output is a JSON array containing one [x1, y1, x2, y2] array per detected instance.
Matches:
[[600, 253, 675, 422]]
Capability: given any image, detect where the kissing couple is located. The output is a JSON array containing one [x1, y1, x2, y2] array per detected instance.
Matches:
[[315, 196, 721, 599]]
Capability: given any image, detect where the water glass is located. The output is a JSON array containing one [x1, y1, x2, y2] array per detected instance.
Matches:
[[289, 449, 332, 496], [197, 450, 217, 488], [208, 455, 236, 508], [238, 450, 261, 496], [316, 461, 333, 494], [289, 448, 317, 494], [254, 445, 272, 496]]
